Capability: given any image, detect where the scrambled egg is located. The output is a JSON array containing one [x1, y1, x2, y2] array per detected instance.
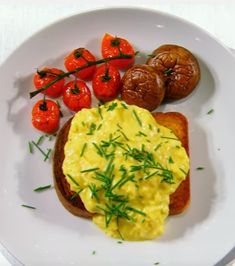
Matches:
[[62, 100, 189, 241]]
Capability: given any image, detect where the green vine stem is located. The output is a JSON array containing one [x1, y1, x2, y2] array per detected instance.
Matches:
[[29, 53, 132, 99]]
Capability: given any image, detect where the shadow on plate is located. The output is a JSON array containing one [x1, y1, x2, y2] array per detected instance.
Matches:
[[5, 53, 223, 240]]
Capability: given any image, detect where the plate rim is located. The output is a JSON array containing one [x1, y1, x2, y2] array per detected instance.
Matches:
[[0, 6, 235, 265]]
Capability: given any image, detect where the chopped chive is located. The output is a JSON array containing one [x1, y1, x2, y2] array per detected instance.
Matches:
[[136, 131, 147, 137], [97, 123, 103, 130], [44, 148, 52, 161], [80, 143, 87, 157], [98, 107, 103, 119], [196, 166, 204, 170], [36, 135, 44, 145], [92, 250, 96, 255], [168, 156, 174, 164], [175, 145, 181, 149], [117, 123, 123, 129], [154, 263, 160, 265], [49, 135, 53, 141], [207, 109, 214, 115], [21, 204, 36, 209], [148, 124, 153, 130], [81, 167, 100, 173], [132, 110, 142, 127], [144, 170, 159, 180], [161, 136, 179, 141], [31, 141, 48, 160], [117, 241, 123, 244], [67, 174, 80, 187], [157, 128, 160, 133], [87, 123, 96, 135], [121, 102, 128, 109], [107, 102, 117, 111], [28, 141, 33, 153], [141, 218, 145, 223], [126, 206, 146, 216], [119, 130, 129, 141], [179, 168, 188, 175], [34, 185, 51, 192], [154, 143, 162, 151], [70, 188, 83, 200]]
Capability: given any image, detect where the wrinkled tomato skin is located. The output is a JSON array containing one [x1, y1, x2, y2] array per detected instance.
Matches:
[[101, 34, 135, 70], [64, 48, 96, 80], [62, 80, 91, 112], [32, 99, 60, 133], [92, 64, 121, 102], [33, 67, 65, 98]]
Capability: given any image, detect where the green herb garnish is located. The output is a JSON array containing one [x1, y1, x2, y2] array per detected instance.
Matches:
[[136, 131, 147, 137], [80, 143, 87, 157], [121, 102, 128, 109], [21, 204, 36, 209], [81, 167, 100, 173], [87, 123, 97, 135], [28, 141, 33, 154], [36, 135, 44, 145], [67, 174, 80, 187], [98, 107, 103, 119], [168, 156, 174, 164], [34, 185, 51, 192], [107, 102, 117, 111], [196, 166, 204, 170], [132, 110, 142, 127], [207, 109, 214, 115], [31, 141, 50, 161]]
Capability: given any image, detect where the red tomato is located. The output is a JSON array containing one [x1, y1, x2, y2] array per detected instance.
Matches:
[[32, 99, 60, 133], [33, 67, 65, 98], [101, 33, 135, 70], [92, 64, 121, 102], [62, 80, 91, 112], [64, 48, 96, 80]]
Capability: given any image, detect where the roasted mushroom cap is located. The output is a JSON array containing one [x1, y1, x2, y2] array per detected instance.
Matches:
[[147, 44, 200, 101], [121, 64, 165, 111]]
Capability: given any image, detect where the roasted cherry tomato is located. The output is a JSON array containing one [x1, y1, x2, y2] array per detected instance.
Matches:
[[92, 64, 121, 102], [33, 67, 65, 98], [101, 33, 135, 70], [62, 80, 91, 112], [64, 48, 96, 80], [32, 99, 60, 133]]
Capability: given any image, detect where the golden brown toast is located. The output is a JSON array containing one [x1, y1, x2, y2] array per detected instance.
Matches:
[[53, 112, 190, 218]]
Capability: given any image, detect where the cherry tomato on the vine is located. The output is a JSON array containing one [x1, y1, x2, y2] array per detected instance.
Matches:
[[101, 33, 135, 70], [92, 64, 121, 102], [32, 99, 60, 133], [62, 80, 91, 112], [64, 48, 96, 80], [33, 67, 65, 98]]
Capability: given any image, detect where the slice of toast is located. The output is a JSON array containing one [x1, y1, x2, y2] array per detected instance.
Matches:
[[53, 112, 190, 218]]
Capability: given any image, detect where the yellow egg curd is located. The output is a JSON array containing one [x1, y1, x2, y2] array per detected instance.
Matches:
[[62, 100, 189, 241]]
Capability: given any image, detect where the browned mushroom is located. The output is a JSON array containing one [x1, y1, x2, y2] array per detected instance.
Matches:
[[146, 44, 200, 101], [121, 64, 165, 111]]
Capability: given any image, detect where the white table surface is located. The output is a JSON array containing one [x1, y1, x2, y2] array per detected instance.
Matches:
[[0, 1, 235, 265]]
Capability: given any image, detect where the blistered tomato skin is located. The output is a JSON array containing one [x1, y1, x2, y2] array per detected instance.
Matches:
[[33, 67, 65, 98], [101, 34, 135, 70], [32, 99, 60, 133], [64, 48, 96, 80], [62, 80, 91, 112], [92, 64, 121, 102]]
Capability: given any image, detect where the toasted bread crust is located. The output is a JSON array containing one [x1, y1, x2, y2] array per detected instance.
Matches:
[[53, 112, 190, 218], [152, 112, 190, 214]]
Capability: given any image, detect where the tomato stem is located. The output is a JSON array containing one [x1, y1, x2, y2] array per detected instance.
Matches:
[[29, 53, 132, 99]]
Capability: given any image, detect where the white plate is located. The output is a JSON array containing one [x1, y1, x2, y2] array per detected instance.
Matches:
[[0, 7, 235, 266]]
